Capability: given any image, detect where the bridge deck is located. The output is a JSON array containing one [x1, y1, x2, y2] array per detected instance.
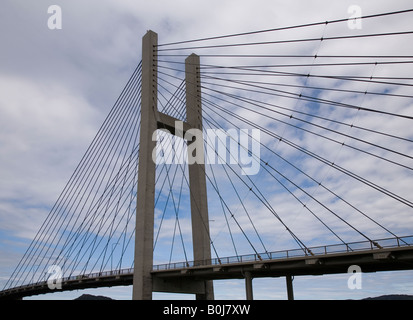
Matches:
[[2, 236, 413, 299]]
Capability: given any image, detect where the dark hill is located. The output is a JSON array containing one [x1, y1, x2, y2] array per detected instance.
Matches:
[[74, 294, 114, 300], [362, 294, 413, 300]]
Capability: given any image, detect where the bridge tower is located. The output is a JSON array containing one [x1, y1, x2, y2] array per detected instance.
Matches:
[[132, 30, 214, 300]]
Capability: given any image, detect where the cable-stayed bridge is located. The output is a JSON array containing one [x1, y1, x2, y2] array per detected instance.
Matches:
[[2, 9, 413, 300]]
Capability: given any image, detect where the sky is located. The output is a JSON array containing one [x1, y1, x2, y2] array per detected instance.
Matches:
[[1, 0, 413, 300]]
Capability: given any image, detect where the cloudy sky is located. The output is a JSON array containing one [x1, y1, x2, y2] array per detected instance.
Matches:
[[1, 0, 413, 300]]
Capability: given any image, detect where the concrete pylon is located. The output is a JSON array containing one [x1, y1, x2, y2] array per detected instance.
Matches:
[[185, 53, 214, 300], [132, 30, 158, 301], [132, 31, 214, 300]]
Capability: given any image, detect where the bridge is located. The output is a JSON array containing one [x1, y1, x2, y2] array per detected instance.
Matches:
[[2, 8, 413, 300], [2, 236, 413, 300]]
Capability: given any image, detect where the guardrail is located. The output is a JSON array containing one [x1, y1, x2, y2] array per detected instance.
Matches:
[[152, 235, 413, 271], [0, 268, 135, 297]]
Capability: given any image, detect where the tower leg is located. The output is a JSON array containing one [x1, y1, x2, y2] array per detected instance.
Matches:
[[132, 30, 158, 300], [185, 54, 214, 300]]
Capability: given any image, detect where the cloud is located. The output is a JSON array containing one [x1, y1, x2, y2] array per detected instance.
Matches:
[[0, 75, 100, 240]]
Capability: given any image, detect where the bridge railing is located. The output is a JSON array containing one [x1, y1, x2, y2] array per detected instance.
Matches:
[[80, 267, 135, 280], [0, 267, 136, 296], [152, 235, 413, 271]]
